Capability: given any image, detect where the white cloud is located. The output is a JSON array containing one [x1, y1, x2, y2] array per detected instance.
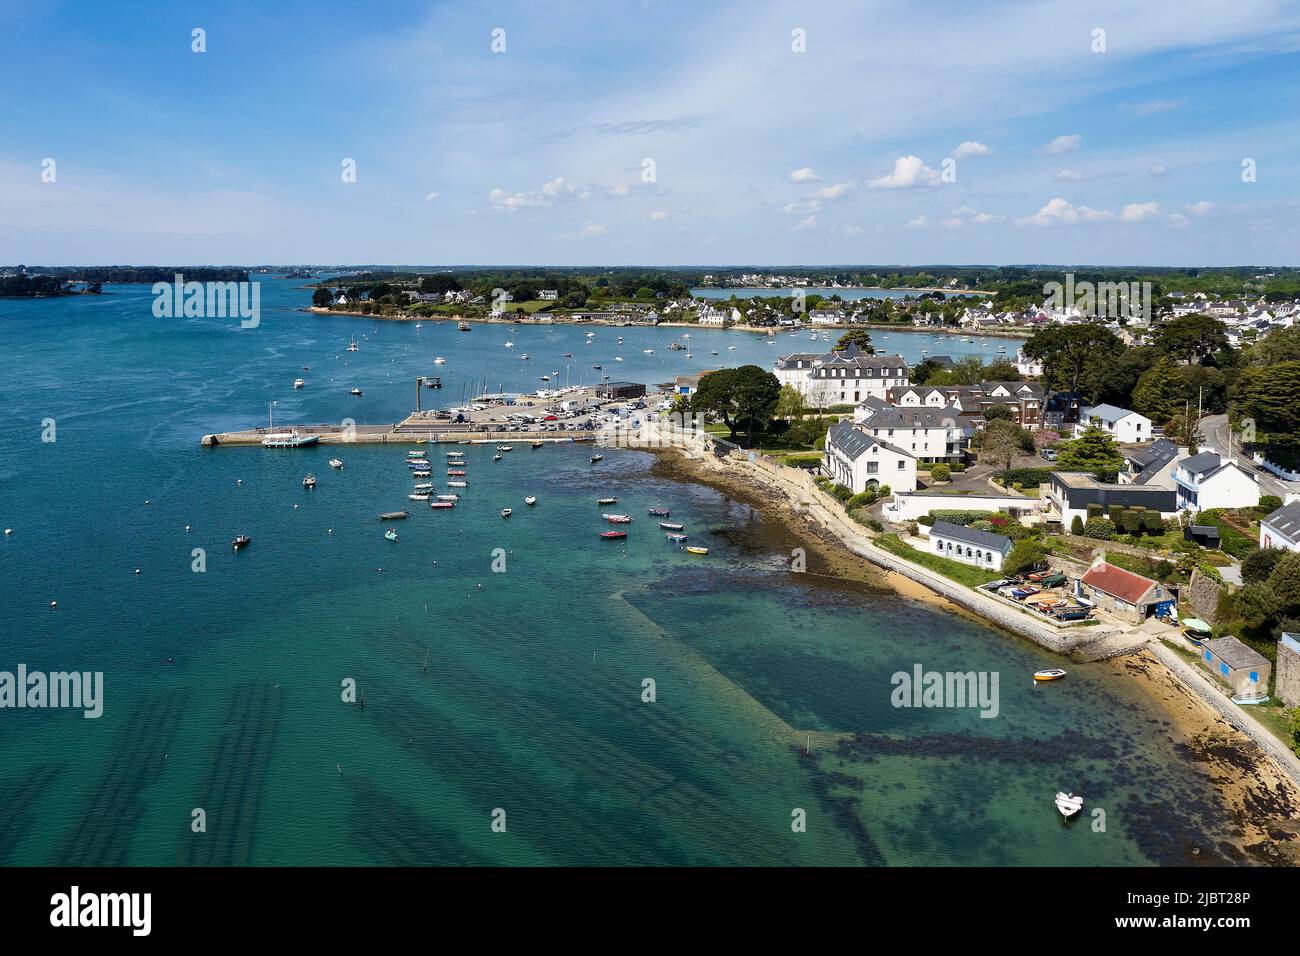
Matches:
[[424, 191, 439, 202], [1037, 134, 1082, 155], [788, 167, 819, 183], [577, 222, 607, 237], [1121, 201, 1160, 222], [837, 225, 865, 236], [811, 181, 854, 199], [1123, 99, 1182, 115], [952, 141, 990, 159], [649, 210, 669, 221], [906, 214, 929, 229], [1017, 197, 1114, 226], [782, 199, 822, 214], [1186, 200, 1215, 216], [488, 187, 546, 210], [1149, 165, 1171, 177], [793, 215, 819, 231], [1169, 213, 1191, 228], [489, 176, 593, 210], [1054, 169, 1085, 182], [943, 206, 1005, 228], [868, 156, 941, 189]]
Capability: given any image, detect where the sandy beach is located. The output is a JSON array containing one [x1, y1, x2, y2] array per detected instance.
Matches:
[[650, 444, 1300, 865]]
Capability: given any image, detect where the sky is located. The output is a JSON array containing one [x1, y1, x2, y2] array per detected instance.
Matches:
[[1, 0, 1299, 266]]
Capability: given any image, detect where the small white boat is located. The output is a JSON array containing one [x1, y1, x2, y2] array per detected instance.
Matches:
[[505, 342, 514, 348], [448, 480, 468, 488], [349, 388, 363, 396], [293, 378, 305, 389], [1034, 669, 1068, 682], [614, 356, 623, 362], [302, 474, 316, 489], [434, 356, 446, 364], [524, 496, 537, 506], [408, 493, 430, 501], [384, 528, 398, 542], [493, 454, 503, 462], [329, 458, 343, 469], [413, 483, 434, 492], [436, 493, 459, 501], [1054, 792, 1083, 819], [643, 349, 654, 354], [347, 337, 359, 352], [500, 508, 512, 518]]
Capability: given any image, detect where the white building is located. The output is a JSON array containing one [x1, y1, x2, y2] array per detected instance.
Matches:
[[928, 520, 1013, 571], [1260, 499, 1300, 552], [537, 289, 559, 301], [1171, 452, 1260, 513], [856, 405, 970, 464], [1015, 350, 1044, 378], [1075, 404, 1153, 444], [823, 421, 917, 493]]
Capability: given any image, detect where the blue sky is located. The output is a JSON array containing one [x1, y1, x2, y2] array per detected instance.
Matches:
[[2, 0, 1299, 265]]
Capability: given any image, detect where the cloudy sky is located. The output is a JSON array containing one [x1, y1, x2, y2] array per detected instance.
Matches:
[[2, 0, 1298, 265]]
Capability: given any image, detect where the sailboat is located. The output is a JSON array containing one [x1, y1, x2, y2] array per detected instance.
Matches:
[[1054, 792, 1083, 819], [347, 336, 359, 352]]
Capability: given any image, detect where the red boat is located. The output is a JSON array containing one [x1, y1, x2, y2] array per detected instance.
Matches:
[[447, 469, 466, 476], [429, 501, 455, 509], [599, 530, 627, 539]]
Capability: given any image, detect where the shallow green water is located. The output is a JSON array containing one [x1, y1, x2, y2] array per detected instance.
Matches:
[[0, 282, 1239, 865]]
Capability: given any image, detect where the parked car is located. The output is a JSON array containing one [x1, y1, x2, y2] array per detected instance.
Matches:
[[1040, 448, 1058, 461]]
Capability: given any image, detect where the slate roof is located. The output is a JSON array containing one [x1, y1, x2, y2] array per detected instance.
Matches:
[[826, 421, 914, 460], [1262, 500, 1300, 538], [774, 352, 820, 370], [1081, 561, 1159, 604], [1128, 438, 1179, 485], [1204, 635, 1269, 670], [1084, 403, 1140, 423], [930, 520, 1013, 553], [1179, 451, 1222, 475]]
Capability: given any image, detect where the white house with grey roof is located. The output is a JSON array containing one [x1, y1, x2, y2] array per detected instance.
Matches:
[[1118, 438, 1180, 487], [777, 344, 909, 406], [1171, 452, 1259, 512], [1075, 404, 1152, 443], [1260, 498, 1300, 552], [822, 421, 917, 493], [855, 405, 971, 464], [928, 520, 1013, 570]]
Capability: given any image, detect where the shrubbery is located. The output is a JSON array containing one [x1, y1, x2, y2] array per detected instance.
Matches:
[[998, 467, 1054, 487], [930, 463, 951, 482], [1083, 516, 1116, 540]]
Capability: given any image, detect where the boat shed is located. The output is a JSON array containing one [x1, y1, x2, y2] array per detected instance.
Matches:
[[1183, 525, 1221, 549], [596, 381, 647, 400], [1077, 557, 1167, 625], [1200, 636, 1270, 702]]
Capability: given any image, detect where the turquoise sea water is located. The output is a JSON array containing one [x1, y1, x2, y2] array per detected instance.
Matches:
[[0, 281, 1250, 865]]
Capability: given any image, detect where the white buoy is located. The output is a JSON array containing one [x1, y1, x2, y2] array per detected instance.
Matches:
[[50, 601, 57, 608], [185, 525, 190, 532], [134, 569, 141, 575], [3, 529, 11, 535]]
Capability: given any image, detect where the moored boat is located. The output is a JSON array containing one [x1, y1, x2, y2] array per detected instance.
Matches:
[[262, 430, 319, 448], [329, 458, 344, 469], [665, 532, 687, 542], [659, 521, 683, 531], [379, 511, 410, 520], [590, 454, 604, 463], [648, 508, 671, 517], [293, 378, 305, 389], [411, 470, 431, 478], [436, 493, 459, 501], [684, 546, 709, 555], [599, 530, 627, 539], [525, 495, 537, 506], [413, 483, 434, 492], [500, 508, 512, 518], [384, 529, 399, 542], [596, 497, 618, 505], [493, 454, 502, 462], [531, 441, 544, 448], [603, 514, 632, 524], [409, 493, 430, 501], [302, 474, 317, 489], [232, 534, 251, 550], [1054, 792, 1083, 818], [448, 480, 468, 488], [349, 388, 363, 396], [429, 501, 455, 509], [1033, 669, 1068, 682]]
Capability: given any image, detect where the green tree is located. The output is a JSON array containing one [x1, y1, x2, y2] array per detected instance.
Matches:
[[1070, 515, 1084, 535], [1267, 552, 1300, 618], [1003, 540, 1047, 576], [1131, 357, 1184, 426], [1022, 324, 1123, 393], [690, 365, 782, 445], [978, 419, 1025, 470], [774, 384, 807, 421], [1057, 426, 1124, 479], [835, 328, 874, 353], [1231, 362, 1300, 463], [311, 287, 333, 307], [1242, 548, 1284, 584], [1155, 314, 1229, 364]]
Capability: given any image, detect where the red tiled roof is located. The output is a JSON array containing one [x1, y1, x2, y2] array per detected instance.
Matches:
[[1081, 561, 1158, 604]]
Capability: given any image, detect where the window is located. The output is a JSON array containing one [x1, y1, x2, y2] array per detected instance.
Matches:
[[1249, 671, 1259, 682], [1220, 662, 1229, 677], [897, 460, 905, 470]]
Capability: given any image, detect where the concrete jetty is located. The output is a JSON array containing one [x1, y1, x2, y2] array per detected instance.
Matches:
[[201, 423, 594, 446]]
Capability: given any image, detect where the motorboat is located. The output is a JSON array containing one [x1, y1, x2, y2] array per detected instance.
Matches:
[[409, 493, 430, 501], [262, 430, 319, 448], [493, 454, 502, 462], [434, 357, 446, 364], [411, 470, 431, 478], [347, 337, 359, 352], [1054, 792, 1083, 819], [665, 532, 687, 542], [531, 441, 544, 448], [590, 454, 604, 463], [596, 497, 617, 505], [378, 511, 409, 520], [1033, 669, 1067, 682], [232, 534, 251, 551], [457, 321, 470, 332], [384, 529, 399, 542], [500, 508, 512, 518], [329, 458, 344, 469], [659, 521, 684, 531], [525, 496, 537, 506], [429, 501, 455, 509], [302, 474, 317, 489], [684, 546, 709, 555], [498, 445, 512, 452], [599, 530, 627, 540], [648, 508, 671, 517], [349, 388, 363, 396], [447, 469, 466, 476], [293, 378, 305, 389], [413, 483, 434, 492], [436, 494, 459, 501], [448, 480, 468, 488], [603, 514, 632, 524]]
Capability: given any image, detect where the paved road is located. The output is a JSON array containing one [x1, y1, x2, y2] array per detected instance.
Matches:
[[1201, 414, 1294, 499]]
